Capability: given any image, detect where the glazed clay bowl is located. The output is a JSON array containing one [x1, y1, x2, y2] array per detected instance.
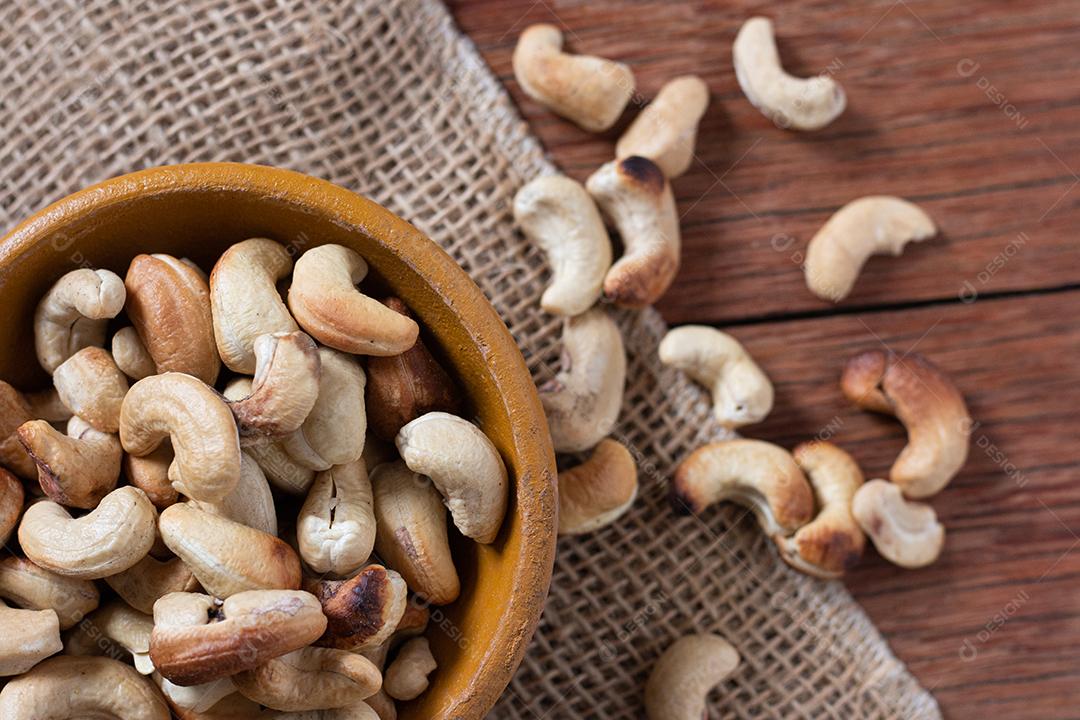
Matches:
[[0, 163, 557, 719]]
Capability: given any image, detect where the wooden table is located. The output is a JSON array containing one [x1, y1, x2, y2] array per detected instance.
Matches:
[[448, 1, 1080, 717]]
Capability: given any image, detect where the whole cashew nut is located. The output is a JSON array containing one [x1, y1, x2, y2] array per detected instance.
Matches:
[[53, 346, 129, 433], [282, 347, 366, 471], [586, 156, 681, 308], [805, 196, 937, 302], [513, 175, 613, 317], [297, 460, 376, 577], [307, 564, 407, 652], [842, 349, 970, 498], [658, 325, 774, 428], [558, 438, 638, 536], [0, 601, 62, 676], [616, 76, 710, 178], [105, 554, 200, 615], [396, 412, 509, 544], [852, 479, 945, 568], [287, 244, 419, 356], [383, 637, 436, 702], [225, 378, 315, 495], [86, 599, 155, 674], [233, 646, 382, 711], [192, 452, 278, 536], [112, 326, 157, 380], [0, 381, 41, 479], [644, 634, 740, 720], [227, 331, 321, 444], [0, 556, 100, 630], [539, 308, 626, 453], [0, 468, 25, 544], [733, 16, 846, 131], [33, 268, 126, 374], [18, 416, 122, 509], [512, 23, 635, 132]]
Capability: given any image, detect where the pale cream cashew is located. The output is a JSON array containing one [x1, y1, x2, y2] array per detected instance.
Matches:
[[0, 556, 99, 630], [159, 503, 301, 598], [120, 372, 242, 504], [644, 634, 740, 720], [616, 76, 710, 178], [732, 16, 846, 131], [210, 238, 301, 373], [842, 349, 970, 498], [298, 460, 376, 577], [0, 467, 24, 545], [396, 411, 508, 544], [513, 175, 613, 317], [371, 461, 460, 605], [23, 387, 73, 423], [86, 599, 155, 674], [307, 564, 407, 652], [512, 23, 635, 132], [18, 486, 157, 579], [852, 479, 945, 568], [283, 347, 366, 471], [539, 308, 626, 453], [149, 589, 327, 686], [192, 452, 278, 536], [672, 439, 814, 537], [125, 442, 179, 509], [112, 326, 158, 380], [586, 156, 681, 308], [18, 416, 122, 509], [659, 325, 774, 428], [0, 380, 39, 478], [0, 601, 62, 676], [104, 554, 200, 615], [53, 346, 129, 432], [287, 244, 419, 356], [225, 378, 316, 495], [228, 331, 321, 444], [0, 655, 170, 718], [157, 675, 237, 713], [383, 637, 436, 702], [558, 438, 638, 535], [33, 268, 126, 374], [234, 646, 382, 711], [805, 196, 937, 301]]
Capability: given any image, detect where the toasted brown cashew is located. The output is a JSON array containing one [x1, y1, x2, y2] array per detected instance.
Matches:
[[0, 468, 24, 545], [234, 646, 382, 711], [225, 378, 316, 495], [587, 156, 680, 308], [228, 332, 321, 444], [558, 438, 638, 535], [34, 268, 126, 374], [53, 346, 129, 433], [192, 452, 277, 536], [298, 460, 375, 577], [105, 554, 200, 615], [288, 244, 419, 356], [644, 634, 740, 720], [0, 655, 169, 718], [372, 461, 460, 605], [307, 564, 408, 652], [112, 326, 158, 380], [539, 308, 626, 453], [512, 23, 635, 132], [18, 486, 157, 579], [852, 479, 945, 569], [282, 347, 366, 471], [384, 637, 436, 702], [18, 416, 122, 509], [86, 599, 155, 674], [616, 76, 710, 178], [842, 350, 971, 498], [0, 381, 37, 478], [0, 556, 99, 630], [672, 439, 814, 537], [150, 590, 327, 687], [210, 238, 301, 373], [124, 443, 179, 509], [120, 373, 241, 504]]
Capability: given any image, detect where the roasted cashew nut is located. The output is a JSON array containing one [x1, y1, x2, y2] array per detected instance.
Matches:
[[733, 16, 846, 131], [112, 326, 157, 380], [53, 346, 129, 433], [227, 331, 321, 444], [616, 76, 710, 178], [805, 196, 937, 302], [233, 646, 382, 711], [539, 308, 626, 453], [105, 554, 200, 615], [225, 378, 316, 495], [852, 479, 944, 568], [659, 325, 773, 428], [842, 349, 970, 498], [644, 634, 740, 720], [0, 601, 62, 676], [192, 452, 278, 536], [0, 655, 169, 718], [307, 564, 407, 652], [0, 467, 24, 545], [0, 381, 41, 479], [287, 244, 419, 356], [383, 637, 436, 702], [513, 175, 613, 317], [512, 23, 635, 132], [120, 372, 241, 504], [396, 412, 509, 544], [85, 599, 155, 674], [124, 442, 179, 509], [18, 416, 122, 509], [298, 460, 376, 577], [282, 347, 366, 471], [0, 556, 100, 630], [587, 156, 681, 308], [33, 268, 126, 374], [558, 438, 638, 536]]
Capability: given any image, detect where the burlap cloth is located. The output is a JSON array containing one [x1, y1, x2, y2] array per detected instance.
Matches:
[[0, 1, 941, 717]]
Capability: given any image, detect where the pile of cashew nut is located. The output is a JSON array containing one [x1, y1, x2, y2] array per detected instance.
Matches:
[[0, 239, 507, 718]]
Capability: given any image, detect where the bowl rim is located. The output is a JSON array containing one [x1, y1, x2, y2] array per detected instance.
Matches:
[[0, 162, 557, 719]]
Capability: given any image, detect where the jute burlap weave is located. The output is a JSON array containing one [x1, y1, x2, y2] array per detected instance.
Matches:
[[0, 1, 941, 717]]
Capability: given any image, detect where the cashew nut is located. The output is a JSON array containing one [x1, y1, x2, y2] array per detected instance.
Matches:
[[225, 378, 316, 495], [672, 439, 814, 537], [297, 460, 375, 577], [120, 372, 241, 504], [0, 380, 38, 478], [124, 442, 179, 509], [157, 675, 237, 713], [149, 590, 327, 686], [210, 238, 301, 373], [191, 452, 277, 536], [658, 325, 774, 428], [513, 175, 613, 317], [586, 156, 681, 308], [558, 438, 638, 535], [18, 486, 157, 579], [169, 694, 379, 719], [539, 308, 626, 453], [371, 461, 460, 605], [512, 23, 635, 132], [616, 76, 710, 178], [105, 554, 199, 615], [842, 349, 970, 498], [644, 634, 740, 720], [383, 637, 436, 702], [0, 468, 24, 545], [18, 416, 122, 509], [852, 479, 944, 568], [113, 326, 158, 380], [0, 556, 99, 630], [287, 244, 419, 356], [228, 331, 321, 444], [0, 602, 62, 676], [86, 599, 155, 674], [307, 564, 407, 652], [805, 196, 937, 301], [234, 646, 382, 711], [125, 254, 220, 384], [0, 655, 169, 718], [396, 412, 508, 544], [52, 346, 129, 433], [732, 16, 846, 131], [282, 347, 366, 471], [33, 268, 126, 374], [779, 442, 866, 578]]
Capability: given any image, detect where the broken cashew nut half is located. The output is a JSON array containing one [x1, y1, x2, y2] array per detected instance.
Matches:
[[53, 346, 129, 433], [0, 655, 169, 718], [384, 636, 437, 702], [512, 23, 635, 132], [308, 564, 408, 652], [645, 634, 740, 720], [732, 16, 846, 131], [227, 331, 321, 444], [33, 268, 126, 375], [233, 646, 382, 711], [617, 76, 710, 178], [558, 438, 638, 536], [853, 479, 944, 568], [298, 459, 376, 577], [18, 416, 122, 509], [805, 196, 937, 302]]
